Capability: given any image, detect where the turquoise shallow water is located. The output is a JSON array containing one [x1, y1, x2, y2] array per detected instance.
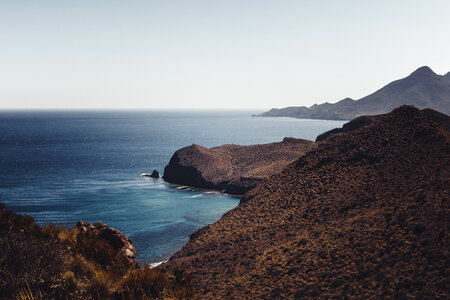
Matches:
[[0, 110, 345, 263]]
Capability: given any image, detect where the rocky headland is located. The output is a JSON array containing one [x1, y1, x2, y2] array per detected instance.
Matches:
[[161, 106, 449, 298], [163, 137, 317, 195]]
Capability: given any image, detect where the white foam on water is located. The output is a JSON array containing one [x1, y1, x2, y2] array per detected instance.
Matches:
[[149, 261, 167, 268]]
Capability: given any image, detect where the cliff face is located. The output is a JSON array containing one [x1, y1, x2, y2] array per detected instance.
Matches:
[[163, 137, 317, 195], [257, 66, 450, 120], [161, 106, 449, 299]]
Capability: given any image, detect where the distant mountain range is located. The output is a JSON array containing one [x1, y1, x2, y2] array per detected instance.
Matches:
[[256, 66, 450, 120]]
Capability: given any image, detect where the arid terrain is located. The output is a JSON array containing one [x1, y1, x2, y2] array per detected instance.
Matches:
[[161, 106, 449, 299], [2, 105, 448, 299]]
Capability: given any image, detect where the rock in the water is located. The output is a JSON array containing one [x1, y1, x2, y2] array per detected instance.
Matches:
[[163, 137, 317, 195], [76, 221, 137, 265], [141, 170, 160, 178]]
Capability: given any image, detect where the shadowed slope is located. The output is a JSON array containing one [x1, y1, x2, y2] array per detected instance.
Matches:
[[162, 106, 449, 299]]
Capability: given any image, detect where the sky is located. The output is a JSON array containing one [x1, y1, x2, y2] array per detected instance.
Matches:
[[0, 0, 449, 110]]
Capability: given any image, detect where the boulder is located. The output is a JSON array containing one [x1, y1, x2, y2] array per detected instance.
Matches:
[[76, 221, 137, 265]]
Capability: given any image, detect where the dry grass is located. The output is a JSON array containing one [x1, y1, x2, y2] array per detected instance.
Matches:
[[0, 203, 193, 299]]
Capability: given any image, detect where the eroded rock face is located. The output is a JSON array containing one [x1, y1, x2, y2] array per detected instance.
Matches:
[[76, 221, 137, 265], [161, 106, 450, 299], [163, 137, 317, 195]]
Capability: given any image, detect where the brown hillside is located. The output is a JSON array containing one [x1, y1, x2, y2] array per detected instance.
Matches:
[[161, 106, 450, 299]]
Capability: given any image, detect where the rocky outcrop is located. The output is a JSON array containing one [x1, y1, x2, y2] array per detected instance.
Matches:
[[141, 170, 160, 178], [161, 106, 450, 298], [76, 221, 137, 265], [149, 170, 160, 178], [257, 66, 450, 120], [163, 137, 317, 195]]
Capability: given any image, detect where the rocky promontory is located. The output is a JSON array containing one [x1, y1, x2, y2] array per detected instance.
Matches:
[[161, 106, 449, 298], [163, 137, 317, 195]]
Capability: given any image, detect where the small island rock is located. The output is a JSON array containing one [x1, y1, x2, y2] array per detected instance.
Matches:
[[150, 170, 160, 178], [141, 170, 160, 178]]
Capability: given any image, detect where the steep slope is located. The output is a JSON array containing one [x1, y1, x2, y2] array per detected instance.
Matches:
[[161, 106, 449, 299], [163, 138, 316, 195], [258, 66, 450, 120]]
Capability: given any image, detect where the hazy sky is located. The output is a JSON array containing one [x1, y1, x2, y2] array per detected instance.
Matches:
[[1, 0, 449, 110]]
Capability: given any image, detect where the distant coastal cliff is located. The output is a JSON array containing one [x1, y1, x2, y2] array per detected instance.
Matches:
[[256, 66, 450, 120]]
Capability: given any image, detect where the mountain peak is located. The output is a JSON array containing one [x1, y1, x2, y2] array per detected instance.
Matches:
[[408, 66, 437, 78]]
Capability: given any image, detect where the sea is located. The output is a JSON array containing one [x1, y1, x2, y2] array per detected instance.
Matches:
[[0, 110, 345, 264]]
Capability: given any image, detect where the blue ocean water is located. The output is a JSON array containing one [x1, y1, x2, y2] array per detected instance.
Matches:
[[0, 110, 345, 264]]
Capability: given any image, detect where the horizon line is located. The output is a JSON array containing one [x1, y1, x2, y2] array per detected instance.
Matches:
[[0, 107, 271, 111]]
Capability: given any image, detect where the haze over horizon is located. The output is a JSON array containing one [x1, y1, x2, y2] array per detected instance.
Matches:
[[1, 0, 449, 110]]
